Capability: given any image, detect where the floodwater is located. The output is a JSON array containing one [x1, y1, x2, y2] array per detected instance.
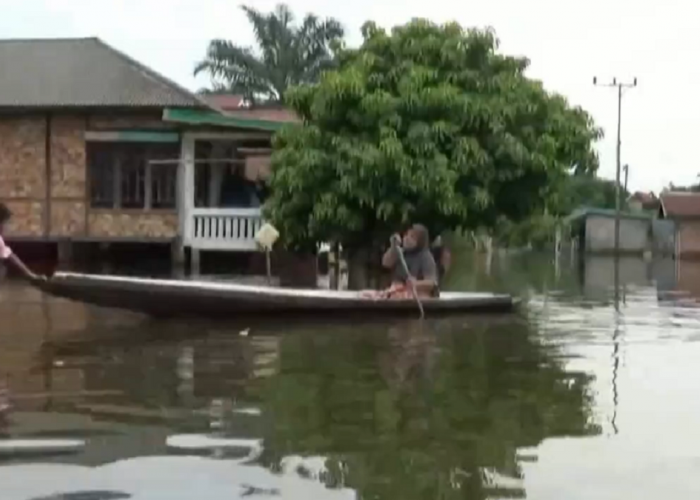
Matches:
[[1, 252, 700, 499]]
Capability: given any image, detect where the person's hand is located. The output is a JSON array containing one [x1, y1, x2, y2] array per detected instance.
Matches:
[[390, 233, 402, 247]]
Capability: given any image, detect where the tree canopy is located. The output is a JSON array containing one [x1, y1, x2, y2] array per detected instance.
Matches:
[[195, 3, 344, 104], [264, 20, 602, 251]]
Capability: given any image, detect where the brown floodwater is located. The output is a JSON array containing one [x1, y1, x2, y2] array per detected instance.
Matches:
[[1, 252, 699, 499]]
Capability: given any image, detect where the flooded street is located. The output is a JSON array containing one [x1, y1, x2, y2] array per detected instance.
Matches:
[[1, 252, 699, 499]]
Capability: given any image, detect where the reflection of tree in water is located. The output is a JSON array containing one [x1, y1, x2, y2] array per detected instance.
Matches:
[[259, 318, 600, 499]]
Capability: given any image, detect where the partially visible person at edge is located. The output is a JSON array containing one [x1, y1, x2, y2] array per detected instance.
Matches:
[[431, 234, 452, 282], [0, 202, 45, 283], [362, 224, 439, 300]]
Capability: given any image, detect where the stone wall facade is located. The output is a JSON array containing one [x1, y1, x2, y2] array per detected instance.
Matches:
[[50, 116, 87, 199], [0, 112, 179, 241], [0, 117, 46, 200], [88, 212, 178, 239]]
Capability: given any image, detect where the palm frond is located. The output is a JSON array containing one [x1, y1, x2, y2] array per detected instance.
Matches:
[[196, 3, 345, 103]]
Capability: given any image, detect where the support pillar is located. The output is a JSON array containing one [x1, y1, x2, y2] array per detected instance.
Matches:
[[191, 249, 201, 276], [56, 240, 73, 270], [179, 134, 195, 252], [171, 237, 186, 277]]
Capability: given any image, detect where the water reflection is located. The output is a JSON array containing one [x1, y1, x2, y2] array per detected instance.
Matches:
[[5, 253, 700, 498], [258, 318, 598, 499]]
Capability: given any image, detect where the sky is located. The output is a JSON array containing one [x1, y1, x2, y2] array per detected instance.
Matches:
[[0, 0, 695, 192]]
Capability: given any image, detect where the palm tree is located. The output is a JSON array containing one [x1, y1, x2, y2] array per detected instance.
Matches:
[[195, 4, 344, 105]]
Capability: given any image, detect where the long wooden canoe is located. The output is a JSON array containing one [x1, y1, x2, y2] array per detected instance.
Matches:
[[40, 272, 519, 317]]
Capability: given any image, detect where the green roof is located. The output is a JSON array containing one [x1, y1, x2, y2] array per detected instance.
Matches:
[[564, 207, 653, 224], [162, 107, 286, 132]]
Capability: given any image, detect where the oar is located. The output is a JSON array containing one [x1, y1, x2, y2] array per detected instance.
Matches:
[[395, 244, 425, 319]]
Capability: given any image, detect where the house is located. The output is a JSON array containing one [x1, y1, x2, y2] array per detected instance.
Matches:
[[658, 191, 700, 258], [564, 207, 653, 255], [627, 191, 659, 213], [0, 38, 296, 273]]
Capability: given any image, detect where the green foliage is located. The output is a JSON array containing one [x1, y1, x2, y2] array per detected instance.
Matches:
[[494, 213, 559, 249], [552, 174, 628, 215], [264, 20, 601, 251], [494, 174, 628, 249], [195, 3, 344, 104]]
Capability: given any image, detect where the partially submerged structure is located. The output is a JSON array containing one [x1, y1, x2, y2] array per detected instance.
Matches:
[[565, 208, 655, 256], [0, 38, 295, 272], [658, 191, 700, 259]]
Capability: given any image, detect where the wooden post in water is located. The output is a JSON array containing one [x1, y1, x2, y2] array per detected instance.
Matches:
[[265, 249, 272, 286]]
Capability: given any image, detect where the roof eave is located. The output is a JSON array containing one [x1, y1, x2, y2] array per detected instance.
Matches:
[[162, 107, 289, 132]]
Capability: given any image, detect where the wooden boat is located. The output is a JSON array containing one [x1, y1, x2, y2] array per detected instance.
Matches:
[[0, 438, 85, 456], [40, 272, 519, 318]]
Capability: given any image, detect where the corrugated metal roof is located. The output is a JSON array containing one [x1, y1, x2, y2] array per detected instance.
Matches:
[[660, 192, 700, 218], [564, 206, 653, 223], [0, 38, 206, 108]]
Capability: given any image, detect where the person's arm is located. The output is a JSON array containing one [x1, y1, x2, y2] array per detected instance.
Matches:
[[6, 253, 41, 282], [381, 234, 401, 269], [0, 238, 41, 282], [382, 246, 398, 269]]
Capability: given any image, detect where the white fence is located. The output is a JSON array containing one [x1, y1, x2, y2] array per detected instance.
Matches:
[[186, 208, 263, 251]]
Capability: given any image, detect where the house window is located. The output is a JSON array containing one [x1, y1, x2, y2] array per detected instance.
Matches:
[[88, 142, 179, 209]]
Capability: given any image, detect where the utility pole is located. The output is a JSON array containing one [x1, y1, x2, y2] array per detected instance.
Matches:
[[593, 77, 637, 254]]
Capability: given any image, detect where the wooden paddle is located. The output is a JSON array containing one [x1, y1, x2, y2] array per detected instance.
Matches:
[[394, 240, 425, 319]]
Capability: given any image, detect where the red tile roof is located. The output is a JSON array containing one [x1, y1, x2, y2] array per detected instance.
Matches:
[[628, 191, 659, 210], [201, 94, 299, 123], [660, 192, 700, 217], [203, 94, 246, 111]]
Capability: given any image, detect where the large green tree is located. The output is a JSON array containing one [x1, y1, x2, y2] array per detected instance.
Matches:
[[264, 20, 602, 253], [195, 3, 344, 104]]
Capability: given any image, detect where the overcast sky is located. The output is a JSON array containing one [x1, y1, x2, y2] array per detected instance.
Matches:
[[1, 0, 694, 192]]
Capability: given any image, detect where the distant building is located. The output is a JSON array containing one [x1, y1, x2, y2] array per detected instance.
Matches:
[[201, 94, 299, 123], [565, 207, 653, 255], [659, 191, 700, 258], [627, 191, 659, 213]]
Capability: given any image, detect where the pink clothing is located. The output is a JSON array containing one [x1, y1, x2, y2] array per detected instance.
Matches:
[[0, 236, 12, 260]]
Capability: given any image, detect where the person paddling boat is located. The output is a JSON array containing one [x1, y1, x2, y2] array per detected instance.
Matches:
[[363, 224, 439, 300], [0, 203, 46, 284]]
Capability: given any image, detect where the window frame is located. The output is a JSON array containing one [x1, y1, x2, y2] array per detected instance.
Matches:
[[87, 141, 179, 211]]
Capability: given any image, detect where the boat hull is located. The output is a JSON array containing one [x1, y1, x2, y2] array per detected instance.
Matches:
[[40, 272, 519, 318]]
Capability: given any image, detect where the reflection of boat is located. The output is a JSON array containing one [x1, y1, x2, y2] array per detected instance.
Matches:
[[166, 434, 263, 462], [0, 456, 356, 500], [0, 438, 85, 456], [166, 434, 262, 451], [41, 272, 519, 317]]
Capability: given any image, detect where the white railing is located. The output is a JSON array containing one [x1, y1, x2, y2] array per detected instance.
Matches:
[[186, 208, 263, 251]]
